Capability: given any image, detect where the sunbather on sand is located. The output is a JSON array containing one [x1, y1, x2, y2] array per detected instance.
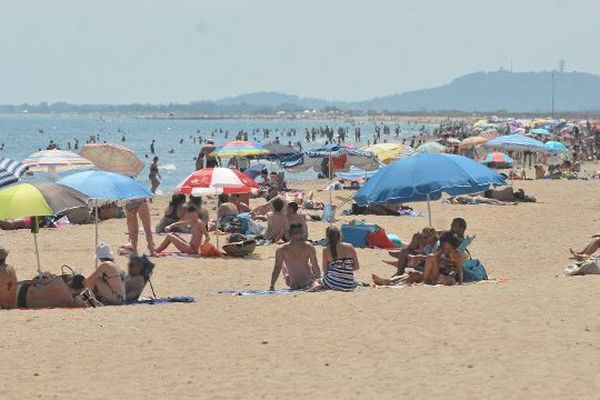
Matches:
[[261, 197, 288, 243], [15, 272, 93, 309], [0, 248, 18, 309], [423, 232, 465, 285], [318, 226, 359, 291], [447, 194, 516, 206], [570, 234, 600, 261], [270, 223, 320, 290], [155, 205, 209, 255], [386, 228, 438, 276], [86, 243, 126, 305], [125, 255, 155, 302]]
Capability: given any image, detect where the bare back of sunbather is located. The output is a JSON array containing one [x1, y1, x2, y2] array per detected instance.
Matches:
[[277, 242, 319, 289]]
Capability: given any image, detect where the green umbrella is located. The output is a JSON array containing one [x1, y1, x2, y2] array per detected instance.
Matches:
[[0, 183, 89, 273]]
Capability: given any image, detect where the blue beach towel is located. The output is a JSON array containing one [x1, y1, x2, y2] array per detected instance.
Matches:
[[126, 295, 195, 305], [218, 289, 306, 297]]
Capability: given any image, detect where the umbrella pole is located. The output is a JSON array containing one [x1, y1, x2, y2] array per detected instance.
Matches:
[[32, 217, 42, 276], [426, 194, 432, 227], [215, 187, 220, 248], [94, 199, 99, 269], [328, 157, 333, 224]]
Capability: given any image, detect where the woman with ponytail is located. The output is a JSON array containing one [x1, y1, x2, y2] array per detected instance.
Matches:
[[320, 226, 360, 291]]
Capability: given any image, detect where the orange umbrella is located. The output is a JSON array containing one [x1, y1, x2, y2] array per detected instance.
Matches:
[[459, 136, 490, 150]]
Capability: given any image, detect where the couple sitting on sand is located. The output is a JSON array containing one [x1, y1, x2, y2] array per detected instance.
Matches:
[[0, 245, 154, 309], [269, 224, 360, 292], [372, 218, 468, 287]]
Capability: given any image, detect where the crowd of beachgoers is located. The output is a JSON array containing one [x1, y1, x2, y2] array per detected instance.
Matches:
[[0, 115, 599, 310]]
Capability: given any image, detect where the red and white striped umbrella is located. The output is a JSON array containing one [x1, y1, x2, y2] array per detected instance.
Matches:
[[176, 168, 259, 196]]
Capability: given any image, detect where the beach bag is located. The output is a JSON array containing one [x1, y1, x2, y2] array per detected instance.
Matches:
[[366, 228, 396, 249], [563, 260, 600, 276], [462, 259, 488, 282], [387, 233, 403, 248]]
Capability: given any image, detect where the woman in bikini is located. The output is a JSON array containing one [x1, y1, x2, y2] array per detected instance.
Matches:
[[423, 232, 465, 286], [86, 243, 126, 305]]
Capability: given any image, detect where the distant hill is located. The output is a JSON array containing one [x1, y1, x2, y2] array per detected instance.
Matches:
[[215, 91, 330, 109], [4, 70, 600, 114], [354, 70, 600, 112]]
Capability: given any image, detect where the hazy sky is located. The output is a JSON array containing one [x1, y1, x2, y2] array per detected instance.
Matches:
[[1, 0, 599, 104]]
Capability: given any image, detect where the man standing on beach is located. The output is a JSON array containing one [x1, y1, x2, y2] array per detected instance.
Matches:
[[269, 223, 320, 290], [196, 140, 218, 170]]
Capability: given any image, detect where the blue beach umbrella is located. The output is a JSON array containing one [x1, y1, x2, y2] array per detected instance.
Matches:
[[485, 134, 548, 152], [544, 141, 568, 153], [530, 128, 551, 136], [58, 170, 153, 267], [354, 153, 505, 226]]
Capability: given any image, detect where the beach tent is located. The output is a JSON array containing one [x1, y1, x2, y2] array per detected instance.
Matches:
[[354, 153, 505, 226]]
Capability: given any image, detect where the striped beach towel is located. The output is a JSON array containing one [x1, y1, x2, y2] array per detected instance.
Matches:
[[0, 158, 28, 188]]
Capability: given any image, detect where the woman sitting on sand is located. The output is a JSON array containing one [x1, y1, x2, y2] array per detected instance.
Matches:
[[422, 232, 465, 285], [125, 255, 155, 302], [156, 193, 186, 233], [386, 227, 439, 277], [319, 226, 360, 291], [86, 243, 126, 305]]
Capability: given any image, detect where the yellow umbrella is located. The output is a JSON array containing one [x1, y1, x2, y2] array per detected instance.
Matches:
[[364, 143, 412, 164]]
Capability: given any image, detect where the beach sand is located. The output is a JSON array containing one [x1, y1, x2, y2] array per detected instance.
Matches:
[[0, 178, 599, 399]]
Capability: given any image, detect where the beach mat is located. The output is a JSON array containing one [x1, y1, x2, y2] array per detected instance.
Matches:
[[217, 288, 307, 297], [126, 295, 195, 305]]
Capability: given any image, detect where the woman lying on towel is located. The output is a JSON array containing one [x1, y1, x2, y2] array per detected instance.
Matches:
[[14, 272, 98, 309]]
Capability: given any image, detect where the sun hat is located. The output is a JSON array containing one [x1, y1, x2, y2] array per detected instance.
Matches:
[[96, 242, 114, 260]]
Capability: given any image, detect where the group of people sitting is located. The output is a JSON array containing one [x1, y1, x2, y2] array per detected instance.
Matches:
[[0, 244, 154, 309], [371, 218, 471, 287], [270, 224, 360, 292]]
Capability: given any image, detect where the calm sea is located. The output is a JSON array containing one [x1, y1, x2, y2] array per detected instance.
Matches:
[[0, 114, 434, 192]]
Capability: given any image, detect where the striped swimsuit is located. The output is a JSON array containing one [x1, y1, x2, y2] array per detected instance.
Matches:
[[322, 258, 356, 291]]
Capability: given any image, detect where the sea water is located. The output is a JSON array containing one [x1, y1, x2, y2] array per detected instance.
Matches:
[[0, 114, 435, 191]]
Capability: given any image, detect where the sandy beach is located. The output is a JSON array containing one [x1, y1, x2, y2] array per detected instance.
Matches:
[[0, 178, 597, 399]]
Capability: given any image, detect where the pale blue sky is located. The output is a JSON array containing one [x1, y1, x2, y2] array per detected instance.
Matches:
[[1, 0, 598, 103]]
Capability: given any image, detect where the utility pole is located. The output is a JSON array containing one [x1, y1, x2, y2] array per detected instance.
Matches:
[[551, 70, 555, 117]]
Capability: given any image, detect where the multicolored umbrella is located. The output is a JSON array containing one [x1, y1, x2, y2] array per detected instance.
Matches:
[[482, 152, 514, 165], [80, 143, 144, 177], [0, 157, 29, 188], [176, 168, 259, 196], [210, 141, 270, 158], [415, 141, 447, 154], [0, 182, 89, 273], [22, 149, 93, 173], [176, 168, 260, 245], [485, 134, 548, 152], [459, 136, 489, 150]]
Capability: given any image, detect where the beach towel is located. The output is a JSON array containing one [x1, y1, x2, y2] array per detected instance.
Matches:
[[159, 252, 202, 258], [126, 296, 195, 305], [367, 229, 396, 249], [563, 260, 600, 276], [217, 288, 306, 296]]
